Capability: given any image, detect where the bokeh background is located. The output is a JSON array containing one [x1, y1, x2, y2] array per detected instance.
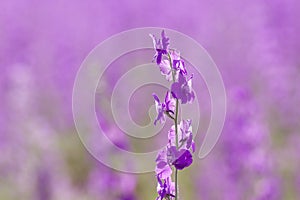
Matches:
[[1, 0, 300, 199]]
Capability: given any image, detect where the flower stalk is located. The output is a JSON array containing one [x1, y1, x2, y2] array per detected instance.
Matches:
[[151, 30, 195, 200], [173, 68, 179, 200]]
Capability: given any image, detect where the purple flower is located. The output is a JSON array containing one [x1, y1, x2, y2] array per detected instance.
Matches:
[[167, 146, 193, 170], [158, 59, 177, 82], [150, 31, 187, 83], [179, 119, 195, 152], [150, 30, 170, 65], [168, 120, 195, 152], [170, 50, 187, 75], [161, 30, 170, 51], [153, 91, 176, 125], [166, 120, 194, 170], [156, 145, 193, 175], [156, 121, 195, 174], [156, 175, 175, 200], [171, 73, 195, 104], [156, 50, 187, 82], [155, 148, 172, 179]]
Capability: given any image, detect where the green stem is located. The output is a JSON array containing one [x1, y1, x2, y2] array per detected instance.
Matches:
[[168, 53, 175, 82], [175, 169, 178, 200], [174, 99, 179, 148], [168, 52, 180, 200], [174, 99, 179, 200]]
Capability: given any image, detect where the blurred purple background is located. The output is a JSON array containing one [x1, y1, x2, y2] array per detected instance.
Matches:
[[1, 0, 300, 199]]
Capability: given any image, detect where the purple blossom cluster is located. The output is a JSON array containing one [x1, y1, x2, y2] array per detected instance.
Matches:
[[196, 88, 281, 200], [151, 31, 195, 200], [1, 65, 137, 200]]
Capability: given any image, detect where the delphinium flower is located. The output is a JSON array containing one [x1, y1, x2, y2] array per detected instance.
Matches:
[[156, 175, 176, 200], [153, 91, 176, 125], [150, 30, 170, 65], [156, 49, 186, 82], [150, 30, 195, 200], [171, 73, 195, 104], [168, 120, 195, 153]]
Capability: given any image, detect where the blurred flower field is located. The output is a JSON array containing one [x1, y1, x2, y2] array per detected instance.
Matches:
[[1, 1, 300, 200]]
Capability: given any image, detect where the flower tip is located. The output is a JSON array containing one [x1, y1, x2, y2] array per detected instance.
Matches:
[[190, 73, 194, 79], [170, 91, 177, 99], [152, 93, 160, 102]]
